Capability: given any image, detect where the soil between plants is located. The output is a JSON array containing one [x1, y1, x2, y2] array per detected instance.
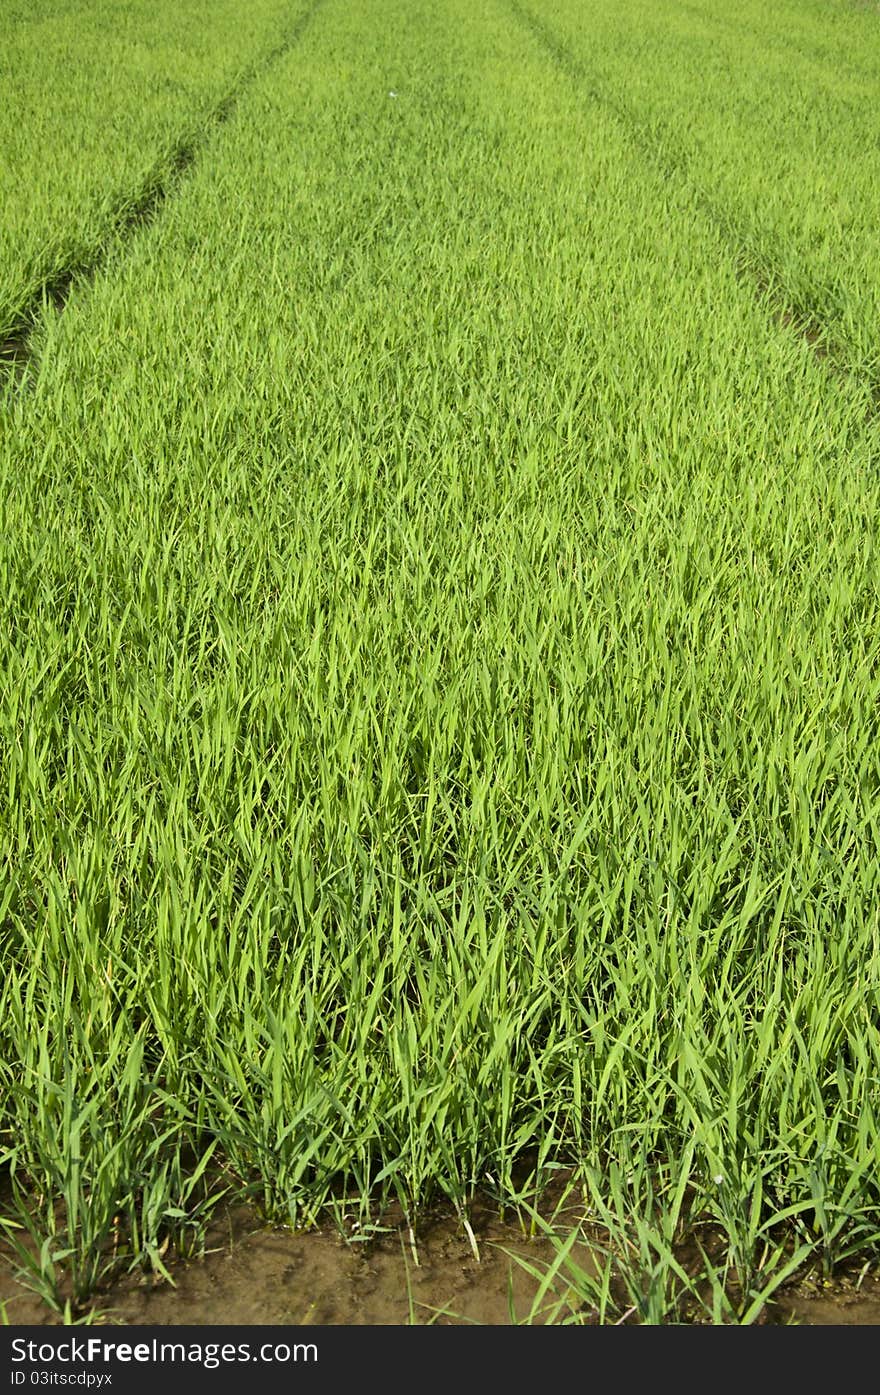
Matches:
[[0, 1200, 596, 1326], [2, 1202, 880, 1325]]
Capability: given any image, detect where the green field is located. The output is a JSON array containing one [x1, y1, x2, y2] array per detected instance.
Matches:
[[2, 0, 880, 1324]]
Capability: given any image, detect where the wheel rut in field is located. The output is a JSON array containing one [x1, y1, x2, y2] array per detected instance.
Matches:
[[0, 0, 325, 385], [504, 0, 880, 418], [673, 0, 880, 87]]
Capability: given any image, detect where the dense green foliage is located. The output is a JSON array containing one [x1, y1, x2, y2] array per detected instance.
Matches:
[[0, 0, 301, 337], [521, 0, 880, 382], [1, 0, 879, 1322]]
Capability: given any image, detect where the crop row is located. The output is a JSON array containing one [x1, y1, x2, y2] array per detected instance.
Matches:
[[1, 0, 879, 1319], [0, 0, 306, 341], [514, 0, 880, 386]]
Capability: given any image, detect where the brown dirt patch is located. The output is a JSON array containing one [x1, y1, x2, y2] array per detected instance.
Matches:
[[0, 1199, 597, 1327], [4, 1199, 880, 1326], [775, 1270, 880, 1326]]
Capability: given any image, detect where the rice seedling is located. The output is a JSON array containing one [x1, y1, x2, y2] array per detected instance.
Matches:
[[0, 0, 309, 345], [507, 0, 880, 385], [1, 0, 879, 1322]]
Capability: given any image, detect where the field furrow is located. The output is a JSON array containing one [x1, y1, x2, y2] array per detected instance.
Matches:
[[511, 0, 880, 389], [1, 0, 879, 1323], [0, 0, 311, 342]]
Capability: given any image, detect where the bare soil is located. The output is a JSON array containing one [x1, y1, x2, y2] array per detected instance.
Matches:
[[0, 1199, 596, 1327], [3, 1199, 880, 1325]]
